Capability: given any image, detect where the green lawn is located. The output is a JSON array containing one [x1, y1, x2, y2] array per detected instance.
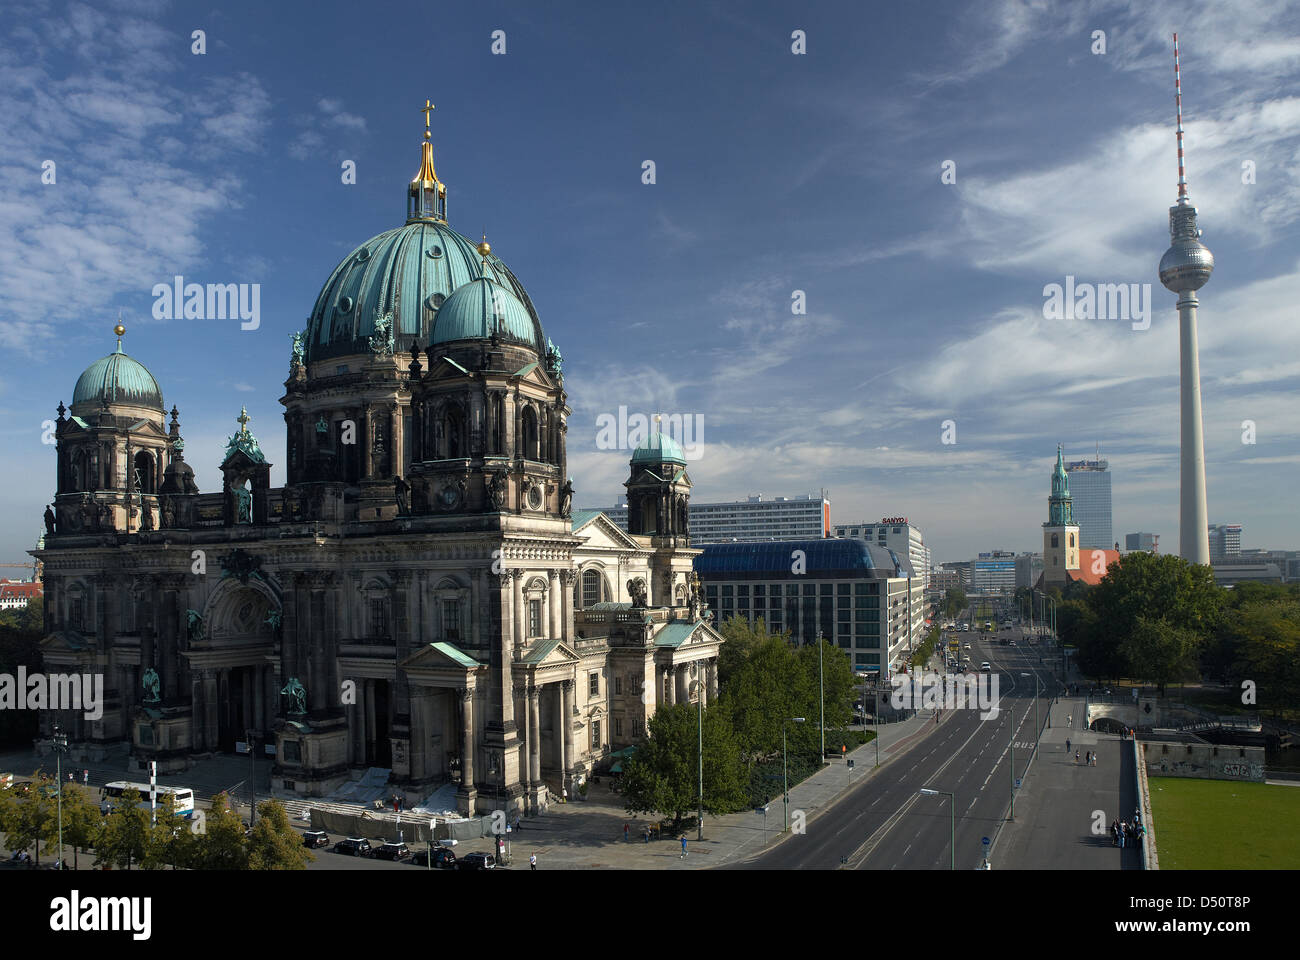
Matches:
[[1148, 777, 1300, 869]]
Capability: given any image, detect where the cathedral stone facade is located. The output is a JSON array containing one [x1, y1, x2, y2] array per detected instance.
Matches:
[[33, 119, 722, 815]]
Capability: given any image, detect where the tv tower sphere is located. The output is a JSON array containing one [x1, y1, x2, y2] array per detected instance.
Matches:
[[1159, 205, 1214, 293]]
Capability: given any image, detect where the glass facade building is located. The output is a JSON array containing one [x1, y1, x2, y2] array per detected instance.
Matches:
[[693, 539, 924, 678], [587, 493, 829, 543], [1065, 459, 1112, 549]]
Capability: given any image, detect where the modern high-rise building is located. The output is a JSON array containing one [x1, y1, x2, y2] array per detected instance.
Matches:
[[972, 551, 1017, 595], [1125, 532, 1160, 553], [693, 540, 925, 679], [586, 493, 829, 544], [833, 517, 930, 588], [1208, 523, 1242, 562], [1014, 553, 1044, 590], [1065, 457, 1112, 549]]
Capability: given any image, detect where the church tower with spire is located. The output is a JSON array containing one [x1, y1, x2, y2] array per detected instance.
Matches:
[[1042, 445, 1080, 586]]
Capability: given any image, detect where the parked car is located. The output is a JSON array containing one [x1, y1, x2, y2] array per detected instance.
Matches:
[[411, 846, 458, 868], [303, 830, 330, 849], [457, 852, 497, 871], [373, 841, 412, 862], [332, 837, 373, 857]]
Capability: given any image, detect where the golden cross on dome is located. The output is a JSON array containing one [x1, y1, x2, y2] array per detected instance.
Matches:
[[237, 406, 251, 433], [421, 99, 435, 134]]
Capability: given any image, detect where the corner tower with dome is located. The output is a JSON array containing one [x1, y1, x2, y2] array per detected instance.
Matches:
[[31, 109, 721, 819]]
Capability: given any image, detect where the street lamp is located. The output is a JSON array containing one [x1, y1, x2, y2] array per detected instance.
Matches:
[[1021, 672, 1040, 757], [918, 787, 955, 870], [782, 718, 806, 831], [816, 632, 825, 762], [53, 724, 68, 870], [690, 662, 704, 842]]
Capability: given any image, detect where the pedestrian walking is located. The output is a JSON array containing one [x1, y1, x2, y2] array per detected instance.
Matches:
[[1091, 752, 1097, 767], [624, 822, 629, 842], [1074, 750, 1080, 764], [1085, 750, 1091, 766], [643, 827, 649, 844], [1066, 738, 1071, 753], [529, 853, 537, 870], [680, 836, 688, 859], [82, 769, 88, 786]]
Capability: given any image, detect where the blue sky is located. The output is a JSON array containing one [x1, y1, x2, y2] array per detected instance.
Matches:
[[2, 0, 1299, 568]]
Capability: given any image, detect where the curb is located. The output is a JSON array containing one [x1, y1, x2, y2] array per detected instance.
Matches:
[[1135, 740, 1158, 870]]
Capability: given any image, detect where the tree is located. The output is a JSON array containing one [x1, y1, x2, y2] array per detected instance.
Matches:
[[1077, 552, 1223, 683], [59, 782, 100, 870], [719, 634, 814, 762], [247, 799, 313, 870], [96, 787, 150, 869], [1220, 596, 1300, 720], [620, 702, 746, 826], [796, 637, 856, 730], [194, 793, 250, 870], [1122, 616, 1200, 695], [140, 794, 201, 869], [943, 588, 967, 620], [717, 615, 785, 686]]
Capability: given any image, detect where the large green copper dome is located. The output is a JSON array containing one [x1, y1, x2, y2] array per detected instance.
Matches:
[[72, 346, 163, 411], [305, 220, 541, 363]]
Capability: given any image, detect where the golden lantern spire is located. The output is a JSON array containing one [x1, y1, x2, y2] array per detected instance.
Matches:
[[114, 310, 126, 352], [408, 97, 447, 222]]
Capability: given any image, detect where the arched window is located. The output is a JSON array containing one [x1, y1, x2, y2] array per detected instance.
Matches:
[[134, 450, 155, 494], [581, 568, 604, 608], [442, 405, 465, 459], [521, 406, 539, 461], [71, 450, 85, 491], [1068, 533, 1075, 548], [1051, 533, 1059, 548]]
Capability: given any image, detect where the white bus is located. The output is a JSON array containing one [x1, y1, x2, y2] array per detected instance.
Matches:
[[100, 781, 195, 818]]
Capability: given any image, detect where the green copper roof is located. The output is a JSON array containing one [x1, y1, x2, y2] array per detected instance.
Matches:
[[431, 276, 541, 350], [571, 509, 603, 531], [72, 347, 163, 410], [631, 432, 687, 465], [305, 220, 542, 363], [654, 619, 705, 648], [429, 641, 482, 668]]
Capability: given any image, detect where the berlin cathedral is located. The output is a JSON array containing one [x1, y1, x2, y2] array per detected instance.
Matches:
[[32, 110, 723, 815]]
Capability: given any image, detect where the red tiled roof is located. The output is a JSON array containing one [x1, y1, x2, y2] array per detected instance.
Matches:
[[0, 581, 43, 600], [1068, 549, 1121, 586]]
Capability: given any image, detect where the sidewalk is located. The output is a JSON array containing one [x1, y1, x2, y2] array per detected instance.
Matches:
[[449, 707, 950, 870], [988, 695, 1143, 869]]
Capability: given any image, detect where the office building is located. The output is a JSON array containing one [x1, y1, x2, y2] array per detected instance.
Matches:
[[833, 517, 930, 588], [1014, 554, 1044, 590], [588, 492, 830, 544], [694, 540, 925, 679], [972, 551, 1017, 595], [1208, 523, 1242, 562], [1065, 457, 1113, 550], [1125, 532, 1160, 553]]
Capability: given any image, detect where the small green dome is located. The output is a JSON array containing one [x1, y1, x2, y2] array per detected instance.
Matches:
[[431, 277, 542, 350], [631, 432, 687, 465], [72, 347, 163, 410]]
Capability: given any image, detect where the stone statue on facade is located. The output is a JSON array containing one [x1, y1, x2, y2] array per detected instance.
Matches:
[[160, 497, 175, 529], [186, 609, 205, 645], [44, 505, 55, 536], [141, 666, 161, 704], [141, 503, 154, 531], [233, 485, 252, 524], [369, 312, 395, 358], [487, 470, 506, 509], [280, 677, 307, 716], [289, 330, 306, 370], [628, 578, 648, 608], [394, 475, 410, 515], [559, 478, 573, 517]]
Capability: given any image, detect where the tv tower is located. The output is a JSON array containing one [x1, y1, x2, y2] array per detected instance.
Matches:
[[1158, 33, 1213, 565]]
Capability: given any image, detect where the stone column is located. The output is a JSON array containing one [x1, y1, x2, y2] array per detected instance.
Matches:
[[707, 659, 718, 700], [202, 669, 219, 752], [662, 666, 674, 706], [548, 570, 561, 639], [553, 683, 566, 788], [528, 683, 542, 790], [516, 681, 531, 798], [514, 571, 526, 649], [458, 684, 477, 809], [675, 664, 688, 705], [559, 569, 576, 642], [561, 678, 575, 786]]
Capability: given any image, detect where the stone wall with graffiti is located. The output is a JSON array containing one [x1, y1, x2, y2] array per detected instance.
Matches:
[[1144, 741, 1265, 782]]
